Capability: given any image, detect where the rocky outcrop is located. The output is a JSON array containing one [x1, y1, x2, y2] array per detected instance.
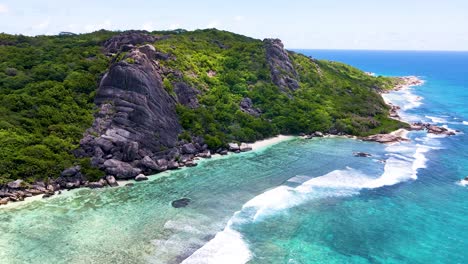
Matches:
[[363, 134, 408, 144], [79, 41, 185, 179], [240, 143, 252, 152], [174, 82, 200, 109], [410, 122, 457, 136], [228, 143, 240, 151], [103, 31, 160, 53], [264, 39, 299, 92], [240, 97, 261, 117]]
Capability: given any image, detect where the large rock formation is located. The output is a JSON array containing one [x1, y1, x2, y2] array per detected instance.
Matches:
[[79, 38, 184, 179], [264, 39, 300, 92], [75, 33, 211, 180]]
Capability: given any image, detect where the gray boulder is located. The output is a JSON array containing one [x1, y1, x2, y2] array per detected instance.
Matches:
[[182, 143, 198, 154], [7, 179, 23, 189], [105, 175, 119, 187], [167, 161, 179, 170], [240, 143, 252, 152], [240, 98, 261, 117], [198, 150, 211, 158], [135, 174, 148, 181], [141, 156, 159, 171], [61, 166, 81, 177], [314, 131, 324, 137], [228, 143, 240, 151], [104, 159, 141, 179]]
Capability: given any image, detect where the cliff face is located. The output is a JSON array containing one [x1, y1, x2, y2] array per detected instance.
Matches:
[[264, 38, 300, 92], [77, 33, 206, 179]]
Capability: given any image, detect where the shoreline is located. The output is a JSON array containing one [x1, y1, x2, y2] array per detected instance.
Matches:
[[0, 76, 449, 207], [1, 134, 295, 208], [250, 135, 295, 151], [362, 76, 423, 144]]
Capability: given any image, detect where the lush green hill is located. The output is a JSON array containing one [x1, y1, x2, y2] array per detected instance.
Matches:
[[0, 29, 404, 184]]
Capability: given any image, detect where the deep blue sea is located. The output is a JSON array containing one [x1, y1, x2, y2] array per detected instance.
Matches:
[[1, 50, 468, 264]]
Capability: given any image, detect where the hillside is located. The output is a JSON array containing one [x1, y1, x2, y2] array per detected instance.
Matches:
[[0, 29, 404, 186]]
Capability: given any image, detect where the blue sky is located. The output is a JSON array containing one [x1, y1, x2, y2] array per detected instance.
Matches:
[[0, 0, 467, 50]]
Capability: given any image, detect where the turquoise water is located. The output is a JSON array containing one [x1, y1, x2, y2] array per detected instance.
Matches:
[[1, 51, 468, 263]]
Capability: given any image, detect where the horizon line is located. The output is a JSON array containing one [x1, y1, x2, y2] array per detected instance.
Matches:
[[2, 29, 466, 53], [290, 48, 468, 52]]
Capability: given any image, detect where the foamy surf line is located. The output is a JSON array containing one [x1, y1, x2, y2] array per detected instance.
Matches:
[[183, 140, 430, 264], [185, 77, 435, 264]]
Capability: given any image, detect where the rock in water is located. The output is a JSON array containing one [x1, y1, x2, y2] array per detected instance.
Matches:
[[363, 134, 407, 144], [171, 198, 191, 208], [353, 152, 372, 157], [135, 174, 148, 181], [105, 175, 119, 187]]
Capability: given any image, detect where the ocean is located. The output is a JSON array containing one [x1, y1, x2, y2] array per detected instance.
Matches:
[[1, 50, 468, 264]]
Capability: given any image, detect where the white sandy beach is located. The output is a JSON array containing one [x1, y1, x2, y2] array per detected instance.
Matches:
[[250, 135, 295, 150]]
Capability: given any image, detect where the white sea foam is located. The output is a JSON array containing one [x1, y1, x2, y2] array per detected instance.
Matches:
[[181, 215, 251, 264], [187, 78, 440, 264], [457, 179, 468, 187], [187, 136, 432, 263], [463, 121, 468, 125], [426, 115, 448, 124]]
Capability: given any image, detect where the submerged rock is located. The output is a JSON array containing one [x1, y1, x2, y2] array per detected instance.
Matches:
[[87, 181, 104, 189], [353, 152, 372, 157], [171, 198, 191, 208]]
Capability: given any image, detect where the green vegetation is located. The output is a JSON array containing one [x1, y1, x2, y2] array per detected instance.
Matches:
[[0, 30, 115, 183], [0, 29, 405, 183], [153, 29, 405, 148]]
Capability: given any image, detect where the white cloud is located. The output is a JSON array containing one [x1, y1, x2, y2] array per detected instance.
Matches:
[[85, 20, 112, 32], [0, 4, 8, 13], [142, 21, 154, 31], [168, 23, 180, 30], [234, 15, 244, 22], [32, 19, 50, 30], [206, 21, 219, 28]]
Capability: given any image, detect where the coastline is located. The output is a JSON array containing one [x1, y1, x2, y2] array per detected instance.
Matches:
[[0, 76, 449, 207], [1, 135, 295, 208], [250, 135, 295, 151]]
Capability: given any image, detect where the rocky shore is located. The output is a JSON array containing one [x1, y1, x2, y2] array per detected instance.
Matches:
[[363, 76, 458, 144], [0, 141, 255, 206]]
